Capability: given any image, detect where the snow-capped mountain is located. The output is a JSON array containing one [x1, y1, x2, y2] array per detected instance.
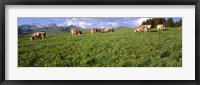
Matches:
[[45, 23, 58, 28], [18, 23, 83, 35], [30, 23, 44, 29], [18, 23, 44, 29]]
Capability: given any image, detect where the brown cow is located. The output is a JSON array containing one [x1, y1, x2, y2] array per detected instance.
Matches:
[[30, 32, 46, 41], [91, 28, 101, 33], [104, 28, 114, 32], [134, 25, 148, 32], [71, 28, 82, 35]]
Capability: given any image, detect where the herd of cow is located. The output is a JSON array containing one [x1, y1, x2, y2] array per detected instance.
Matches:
[[29, 24, 165, 41], [135, 24, 165, 32], [71, 27, 114, 35]]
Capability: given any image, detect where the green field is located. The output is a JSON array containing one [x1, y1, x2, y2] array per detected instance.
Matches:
[[18, 28, 182, 67]]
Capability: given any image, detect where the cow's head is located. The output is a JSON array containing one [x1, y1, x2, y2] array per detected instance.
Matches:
[[112, 29, 114, 32], [79, 30, 82, 35]]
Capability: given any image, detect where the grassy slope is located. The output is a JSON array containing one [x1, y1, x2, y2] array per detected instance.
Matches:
[[18, 28, 182, 67]]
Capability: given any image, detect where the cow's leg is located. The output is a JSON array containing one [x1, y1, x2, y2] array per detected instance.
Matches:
[[33, 36, 35, 40], [42, 35, 44, 40], [145, 28, 147, 32]]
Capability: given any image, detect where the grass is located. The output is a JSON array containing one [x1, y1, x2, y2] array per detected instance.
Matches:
[[18, 28, 182, 67]]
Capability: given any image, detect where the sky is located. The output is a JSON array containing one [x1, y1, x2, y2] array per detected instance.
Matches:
[[18, 17, 182, 29]]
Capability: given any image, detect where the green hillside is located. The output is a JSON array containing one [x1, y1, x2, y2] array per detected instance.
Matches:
[[18, 28, 182, 67]]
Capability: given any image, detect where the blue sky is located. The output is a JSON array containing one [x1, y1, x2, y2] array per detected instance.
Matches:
[[18, 17, 181, 28]]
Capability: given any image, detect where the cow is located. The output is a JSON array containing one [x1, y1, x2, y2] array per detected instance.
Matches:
[[157, 24, 165, 31], [91, 28, 101, 33], [104, 28, 114, 32], [71, 28, 82, 35], [30, 32, 46, 41], [134, 25, 148, 32], [145, 25, 152, 30]]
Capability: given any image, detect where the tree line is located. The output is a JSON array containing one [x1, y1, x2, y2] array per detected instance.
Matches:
[[141, 18, 182, 28]]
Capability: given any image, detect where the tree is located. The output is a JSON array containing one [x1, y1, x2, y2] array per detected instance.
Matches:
[[140, 18, 182, 28], [152, 18, 162, 28], [142, 21, 146, 25], [178, 19, 182, 27], [174, 21, 179, 27], [161, 18, 166, 26], [165, 18, 175, 27]]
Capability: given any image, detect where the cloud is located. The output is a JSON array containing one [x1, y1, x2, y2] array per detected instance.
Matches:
[[72, 18, 77, 20], [78, 21, 92, 28], [109, 22, 118, 28], [19, 17, 181, 28], [57, 18, 148, 29], [59, 19, 93, 28], [67, 21, 74, 26], [136, 18, 152, 25]]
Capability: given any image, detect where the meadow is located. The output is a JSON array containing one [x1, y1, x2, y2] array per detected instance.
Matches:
[[18, 28, 182, 67]]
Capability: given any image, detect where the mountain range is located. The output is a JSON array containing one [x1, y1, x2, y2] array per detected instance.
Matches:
[[18, 23, 82, 35], [18, 23, 131, 35]]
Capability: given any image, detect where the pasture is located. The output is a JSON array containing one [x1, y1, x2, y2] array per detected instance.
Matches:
[[18, 28, 182, 67]]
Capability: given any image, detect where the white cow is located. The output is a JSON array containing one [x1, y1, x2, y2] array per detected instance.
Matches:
[[157, 24, 165, 31], [145, 25, 151, 29]]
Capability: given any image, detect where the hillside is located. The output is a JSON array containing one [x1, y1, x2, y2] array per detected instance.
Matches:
[[18, 28, 182, 67]]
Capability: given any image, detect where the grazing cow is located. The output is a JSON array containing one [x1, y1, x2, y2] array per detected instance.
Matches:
[[134, 25, 148, 32], [71, 28, 82, 35], [104, 28, 114, 32], [145, 25, 152, 30], [157, 24, 165, 31], [91, 28, 101, 33], [30, 32, 46, 41]]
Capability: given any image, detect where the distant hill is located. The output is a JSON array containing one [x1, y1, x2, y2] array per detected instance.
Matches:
[[114, 26, 132, 30], [116, 26, 131, 28], [18, 23, 133, 35]]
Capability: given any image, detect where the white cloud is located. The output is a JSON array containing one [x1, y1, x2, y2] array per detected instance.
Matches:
[[72, 18, 77, 20], [106, 22, 118, 28], [123, 18, 128, 20], [67, 21, 74, 26], [59, 18, 93, 28], [58, 18, 152, 29], [78, 21, 92, 28], [136, 18, 152, 25], [111, 22, 118, 27]]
